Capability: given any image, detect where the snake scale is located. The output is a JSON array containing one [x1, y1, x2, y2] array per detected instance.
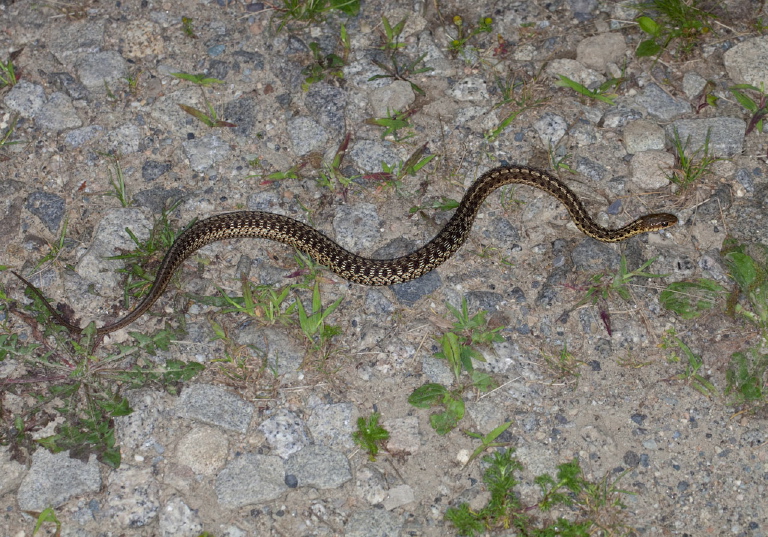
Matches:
[[13, 165, 678, 336]]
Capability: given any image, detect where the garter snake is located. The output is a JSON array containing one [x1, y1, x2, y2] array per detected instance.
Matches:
[[13, 165, 677, 336]]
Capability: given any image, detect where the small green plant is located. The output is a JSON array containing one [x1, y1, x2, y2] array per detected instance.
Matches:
[[409, 196, 460, 215], [295, 282, 344, 351], [725, 348, 767, 407], [0, 49, 20, 88], [665, 127, 721, 191], [447, 15, 493, 60], [555, 74, 623, 105], [301, 30, 348, 90], [662, 238, 768, 410], [580, 255, 665, 305], [368, 143, 436, 190], [100, 152, 131, 207], [408, 299, 502, 434], [366, 108, 416, 141], [181, 16, 198, 38], [486, 72, 548, 142], [659, 278, 727, 319], [548, 143, 576, 174], [446, 297, 505, 346], [273, 0, 359, 31], [445, 448, 632, 536], [661, 328, 718, 399], [543, 343, 584, 382], [29, 506, 62, 536], [1, 277, 198, 469], [0, 113, 23, 155], [125, 70, 142, 96], [189, 278, 296, 326], [33, 218, 71, 272], [109, 202, 184, 303], [635, 0, 716, 59], [730, 83, 768, 136], [316, 133, 359, 190], [170, 72, 237, 128], [577, 255, 666, 335], [369, 16, 433, 96], [352, 412, 390, 461], [462, 421, 511, 467]]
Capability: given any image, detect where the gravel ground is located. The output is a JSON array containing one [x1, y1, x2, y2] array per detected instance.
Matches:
[[1, 0, 767, 535]]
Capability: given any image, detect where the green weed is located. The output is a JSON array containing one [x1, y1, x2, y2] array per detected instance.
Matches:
[[635, 0, 716, 59], [729, 83, 768, 136], [447, 15, 493, 61], [486, 72, 548, 142], [446, 297, 505, 346], [659, 279, 728, 319], [665, 127, 721, 191], [109, 201, 185, 304], [661, 328, 718, 399], [725, 348, 767, 407], [29, 507, 61, 536], [181, 16, 198, 38], [408, 298, 502, 434], [352, 412, 390, 461], [301, 31, 348, 90], [295, 282, 343, 352], [543, 344, 584, 382], [1, 280, 195, 469], [462, 421, 512, 467], [369, 16, 433, 96], [170, 72, 237, 128], [0, 49, 20, 88], [272, 0, 359, 32], [445, 448, 632, 536], [662, 238, 768, 410], [100, 152, 131, 207], [366, 108, 416, 141], [580, 255, 665, 306], [369, 143, 436, 190], [316, 133, 358, 190], [409, 196, 460, 215], [555, 74, 623, 105]]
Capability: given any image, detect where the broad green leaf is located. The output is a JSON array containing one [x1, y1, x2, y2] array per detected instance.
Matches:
[[660, 279, 726, 319], [635, 39, 662, 57], [408, 383, 448, 408], [637, 16, 660, 36]]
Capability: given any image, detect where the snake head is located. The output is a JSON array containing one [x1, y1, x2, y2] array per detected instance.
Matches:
[[638, 213, 678, 231]]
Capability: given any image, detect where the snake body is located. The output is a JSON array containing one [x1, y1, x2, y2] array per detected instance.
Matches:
[[14, 165, 677, 336]]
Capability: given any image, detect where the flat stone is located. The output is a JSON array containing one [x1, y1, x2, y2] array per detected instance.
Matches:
[[103, 466, 160, 528], [345, 509, 402, 537], [369, 80, 416, 119], [284, 444, 352, 489], [25, 190, 66, 233], [215, 453, 287, 507], [635, 83, 690, 121], [287, 116, 328, 156], [724, 35, 768, 88], [576, 32, 627, 71], [75, 50, 128, 93], [17, 449, 101, 511], [38, 91, 82, 131], [257, 409, 311, 458], [182, 134, 231, 172], [175, 426, 229, 475], [623, 119, 665, 153], [306, 402, 358, 451], [177, 384, 254, 434]]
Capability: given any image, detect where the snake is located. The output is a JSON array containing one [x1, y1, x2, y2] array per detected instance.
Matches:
[[12, 165, 678, 336]]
